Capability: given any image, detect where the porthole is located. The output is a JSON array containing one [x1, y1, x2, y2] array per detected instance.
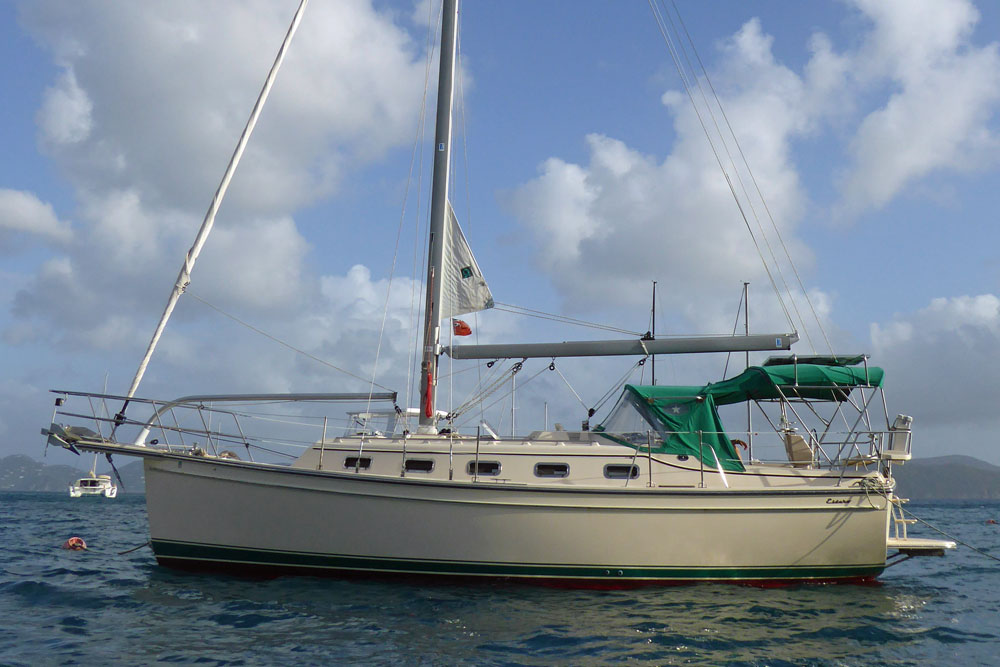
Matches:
[[404, 459, 434, 473], [604, 464, 639, 480], [344, 456, 371, 470], [534, 462, 570, 478], [467, 460, 501, 476], [677, 455, 689, 462]]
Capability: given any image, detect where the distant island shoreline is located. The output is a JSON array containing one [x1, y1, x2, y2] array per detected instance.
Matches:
[[2, 453, 998, 500], [1, 454, 145, 494]]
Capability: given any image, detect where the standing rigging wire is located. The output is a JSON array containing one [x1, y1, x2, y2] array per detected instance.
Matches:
[[436, 362, 488, 380], [364, 0, 444, 429], [448, 300, 455, 425], [650, 0, 834, 356], [721, 286, 746, 380], [664, 0, 835, 357], [446, 354, 649, 434], [493, 302, 643, 336], [450, 359, 509, 419], [646, 2, 794, 339], [591, 357, 649, 415], [187, 293, 393, 391], [449, 360, 524, 422], [652, 283, 677, 385], [455, 26, 488, 430], [452, 24, 471, 427], [115, 0, 310, 429], [456, 362, 551, 430], [657, 0, 816, 354], [551, 363, 590, 415], [646, 0, 799, 344], [382, 1, 831, 426]]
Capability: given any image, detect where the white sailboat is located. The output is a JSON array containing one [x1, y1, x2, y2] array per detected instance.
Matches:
[[43, 0, 953, 584], [69, 454, 118, 499]]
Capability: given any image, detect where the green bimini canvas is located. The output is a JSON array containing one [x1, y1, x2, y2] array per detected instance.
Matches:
[[598, 363, 884, 473]]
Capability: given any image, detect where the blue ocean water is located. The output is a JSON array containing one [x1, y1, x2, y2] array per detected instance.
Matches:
[[1, 493, 997, 666]]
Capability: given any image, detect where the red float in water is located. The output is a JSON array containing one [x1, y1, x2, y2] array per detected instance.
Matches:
[[62, 536, 87, 550]]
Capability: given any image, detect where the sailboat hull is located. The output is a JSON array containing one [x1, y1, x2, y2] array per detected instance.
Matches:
[[144, 456, 889, 584]]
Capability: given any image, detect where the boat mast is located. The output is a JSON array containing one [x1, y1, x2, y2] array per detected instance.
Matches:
[[418, 0, 459, 431]]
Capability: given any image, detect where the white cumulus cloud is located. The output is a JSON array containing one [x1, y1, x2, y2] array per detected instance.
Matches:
[[37, 68, 92, 146], [0, 189, 72, 243], [871, 294, 1000, 426], [507, 17, 822, 335], [838, 0, 1000, 215], [8, 0, 432, 350]]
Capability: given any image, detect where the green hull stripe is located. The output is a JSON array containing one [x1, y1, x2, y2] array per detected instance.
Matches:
[[151, 540, 884, 581]]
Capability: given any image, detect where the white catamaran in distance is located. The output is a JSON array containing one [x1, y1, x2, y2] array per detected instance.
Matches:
[[43, 0, 953, 584], [69, 454, 118, 499]]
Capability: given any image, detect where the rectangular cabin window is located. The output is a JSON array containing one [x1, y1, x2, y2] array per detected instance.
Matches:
[[344, 456, 372, 470], [534, 463, 570, 478], [604, 464, 640, 480], [467, 461, 501, 476], [404, 459, 434, 473]]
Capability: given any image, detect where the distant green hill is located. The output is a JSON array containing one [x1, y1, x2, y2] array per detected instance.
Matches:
[[0, 454, 85, 492], [0, 454, 145, 493], [893, 455, 1000, 501]]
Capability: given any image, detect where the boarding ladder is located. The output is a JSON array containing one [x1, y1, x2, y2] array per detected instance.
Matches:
[[886, 495, 955, 563]]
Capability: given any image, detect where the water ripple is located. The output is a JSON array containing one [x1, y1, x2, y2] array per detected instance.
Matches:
[[2, 494, 999, 665]]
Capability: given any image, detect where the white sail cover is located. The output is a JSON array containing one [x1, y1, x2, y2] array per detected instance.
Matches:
[[440, 201, 494, 320]]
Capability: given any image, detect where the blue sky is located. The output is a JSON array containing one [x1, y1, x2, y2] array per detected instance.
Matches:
[[3, 0, 1000, 466]]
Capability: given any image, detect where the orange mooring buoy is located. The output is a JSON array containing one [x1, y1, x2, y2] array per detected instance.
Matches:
[[987, 519, 998, 525], [62, 536, 87, 550]]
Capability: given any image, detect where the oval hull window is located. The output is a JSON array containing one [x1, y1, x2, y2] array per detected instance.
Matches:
[[404, 459, 434, 473], [534, 463, 570, 478], [468, 461, 501, 476], [604, 464, 639, 479], [344, 457, 372, 470]]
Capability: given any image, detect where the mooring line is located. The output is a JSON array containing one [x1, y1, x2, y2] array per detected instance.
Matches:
[[118, 540, 152, 556], [900, 506, 1000, 563]]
